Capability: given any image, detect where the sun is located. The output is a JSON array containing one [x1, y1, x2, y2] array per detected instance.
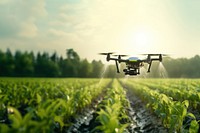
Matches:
[[127, 28, 155, 53], [134, 31, 149, 46], [119, 26, 156, 54]]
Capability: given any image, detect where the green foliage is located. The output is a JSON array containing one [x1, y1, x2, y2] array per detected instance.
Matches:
[[94, 79, 129, 133], [1, 78, 200, 132], [120, 79, 200, 133], [189, 120, 199, 133], [0, 78, 111, 132], [163, 55, 200, 78], [0, 48, 104, 77]]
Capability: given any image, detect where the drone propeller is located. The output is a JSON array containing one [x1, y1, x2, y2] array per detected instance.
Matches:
[[99, 52, 115, 55], [113, 54, 128, 57], [140, 54, 170, 56], [112, 54, 129, 63]]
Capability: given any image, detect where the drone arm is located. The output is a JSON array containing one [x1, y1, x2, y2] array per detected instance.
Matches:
[[147, 54, 162, 62]]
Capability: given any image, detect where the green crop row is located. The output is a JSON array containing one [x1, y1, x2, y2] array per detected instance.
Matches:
[[128, 79, 200, 110], [0, 78, 111, 132], [93, 79, 130, 133], [120, 79, 199, 133], [1, 78, 200, 132]]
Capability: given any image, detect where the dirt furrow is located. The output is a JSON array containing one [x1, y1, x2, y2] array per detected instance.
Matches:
[[124, 87, 168, 133], [65, 96, 103, 133]]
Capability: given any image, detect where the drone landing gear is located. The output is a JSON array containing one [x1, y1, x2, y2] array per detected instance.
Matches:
[[115, 60, 120, 73]]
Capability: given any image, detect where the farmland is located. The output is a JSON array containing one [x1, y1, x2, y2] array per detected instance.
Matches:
[[0, 78, 200, 133]]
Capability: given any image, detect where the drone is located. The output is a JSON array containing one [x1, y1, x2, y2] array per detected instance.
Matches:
[[99, 52, 165, 76]]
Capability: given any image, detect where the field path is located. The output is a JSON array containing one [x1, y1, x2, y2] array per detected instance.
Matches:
[[124, 86, 167, 133]]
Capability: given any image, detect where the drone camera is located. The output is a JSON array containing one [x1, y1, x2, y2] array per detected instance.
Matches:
[[123, 69, 130, 75], [123, 69, 138, 75], [129, 70, 138, 75], [123, 69, 128, 73]]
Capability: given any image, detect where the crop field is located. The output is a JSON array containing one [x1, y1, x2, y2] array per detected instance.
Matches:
[[0, 78, 200, 133]]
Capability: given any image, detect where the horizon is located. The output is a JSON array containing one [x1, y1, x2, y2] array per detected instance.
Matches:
[[1, 47, 199, 62]]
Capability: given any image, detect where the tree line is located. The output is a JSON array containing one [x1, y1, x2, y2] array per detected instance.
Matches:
[[140, 55, 200, 78], [1, 48, 200, 78], [163, 55, 200, 78], [0, 49, 104, 77]]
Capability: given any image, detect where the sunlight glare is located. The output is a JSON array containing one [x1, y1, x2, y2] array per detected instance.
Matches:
[[127, 27, 155, 54], [135, 31, 149, 46]]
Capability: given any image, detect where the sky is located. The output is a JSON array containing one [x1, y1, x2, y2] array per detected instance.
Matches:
[[0, 0, 200, 62]]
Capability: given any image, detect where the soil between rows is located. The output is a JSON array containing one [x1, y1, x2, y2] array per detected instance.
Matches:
[[124, 87, 167, 133]]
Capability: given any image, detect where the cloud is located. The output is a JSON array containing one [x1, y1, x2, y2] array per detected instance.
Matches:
[[18, 18, 38, 38], [1, 0, 200, 60], [0, 0, 47, 38], [49, 29, 69, 37], [0, 0, 12, 5], [0, 15, 19, 38]]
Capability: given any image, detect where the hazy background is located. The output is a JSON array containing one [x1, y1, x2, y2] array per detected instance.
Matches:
[[0, 0, 200, 62]]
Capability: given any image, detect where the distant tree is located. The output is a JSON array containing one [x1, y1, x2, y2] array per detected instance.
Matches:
[[66, 49, 80, 61], [0, 50, 7, 76], [104, 65, 117, 78], [5, 49, 15, 76], [35, 52, 50, 77], [90, 60, 104, 77], [189, 55, 200, 77], [48, 52, 61, 77], [79, 59, 92, 77], [163, 57, 190, 78], [58, 56, 66, 77], [45, 60, 61, 77], [50, 52, 58, 63], [65, 59, 77, 77], [14, 51, 34, 77], [35, 52, 60, 77], [23, 52, 35, 76], [62, 49, 80, 77]]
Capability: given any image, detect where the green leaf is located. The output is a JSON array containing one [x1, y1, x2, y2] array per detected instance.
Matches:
[[8, 107, 23, 128], [189, 120, 199, 133], [0, 124, 9, 133], [22, 112, 32, 125], [182, 100, 189, 108], [36, 108, 46, 119], [36, 93, 42, 104], [108, 117, 119, 131], [187, 113, 196, 119], [54, 116, 64, 129], [160, 113, 166, 118], [97, 109, 110, 126], [119, 123, 129, 133], [101, 113, 110, 125]]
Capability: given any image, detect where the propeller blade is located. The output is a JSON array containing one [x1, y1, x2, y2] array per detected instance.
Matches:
[[99, 52, 115, 55], [113, 54, 128, 57], [140, 54, 170, 56]]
